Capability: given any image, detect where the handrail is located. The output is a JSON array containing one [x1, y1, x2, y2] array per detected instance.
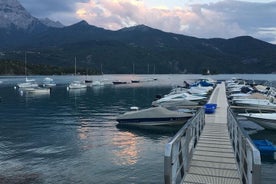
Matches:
[[164, 108, 205, 184], [227, 108, 261, 184]]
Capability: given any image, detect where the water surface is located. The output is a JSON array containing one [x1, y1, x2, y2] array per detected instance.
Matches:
[[0, 74, 275, 183]]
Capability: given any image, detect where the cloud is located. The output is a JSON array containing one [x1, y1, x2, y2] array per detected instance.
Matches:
[[19, 0, 276, 43], [197, 0, 276, 42], [75, 0, 247, 38], [19, 0, 89, 23]]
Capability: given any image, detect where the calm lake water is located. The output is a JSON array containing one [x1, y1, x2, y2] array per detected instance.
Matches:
[[0, 74, 275, 184]]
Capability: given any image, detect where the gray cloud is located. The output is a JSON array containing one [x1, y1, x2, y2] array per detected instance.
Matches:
[[19, 0, 89, 23], [193, 0, 276, 43], [18, 0, 276, 43]]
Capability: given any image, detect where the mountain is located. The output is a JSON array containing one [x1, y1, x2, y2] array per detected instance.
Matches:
[[39, 18, 64, 28], [1, 0, 276, 74], [0, 0, 37, 29]]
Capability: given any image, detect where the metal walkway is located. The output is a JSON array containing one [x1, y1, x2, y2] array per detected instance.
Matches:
[[183, 83, 241, 183], [164, 82, 261, 184]]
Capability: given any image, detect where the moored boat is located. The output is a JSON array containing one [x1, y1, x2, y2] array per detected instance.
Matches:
[[21, 87, 51, 94], [131, 80, 140, 83], [16, 78, 39, 88], [113, 81, 127, 85], [43, 77, 56, 87], [68, 81, 87, 89], [238, 113, 276, 130], [116, 106, 193, 126], [152, 92, 206, 106]]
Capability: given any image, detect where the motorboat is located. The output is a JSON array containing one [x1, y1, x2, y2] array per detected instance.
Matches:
[[192, 77, 216, 87], [152, 99, 198, 109], [231, 92, 276, 106], [113, 80, 127, 85], [91, 80, 104, 86], [169, 86, 209, 97], [116, 106, 193, 126], [131, 80, 140, 83], [232, 98, 276, 109], [153, 92, 206, 106], [68, 81, 87, 89], [42, 77, 56, 87], [238, 113, 276, 130], [85, 79, 93, 84]]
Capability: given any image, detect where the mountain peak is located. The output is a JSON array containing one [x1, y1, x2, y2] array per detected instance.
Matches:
[[39, 18, 64, 28], [119, 24, 153, 32], [75, 20, 90, 26], [0, 0, 37, 29]]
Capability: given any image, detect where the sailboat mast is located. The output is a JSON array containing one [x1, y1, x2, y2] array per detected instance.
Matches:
[[24, 52, 27, 80], [74, 56, 77, 76]]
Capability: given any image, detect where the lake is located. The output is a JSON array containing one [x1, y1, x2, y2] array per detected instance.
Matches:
[[0, 74, 275, 184]]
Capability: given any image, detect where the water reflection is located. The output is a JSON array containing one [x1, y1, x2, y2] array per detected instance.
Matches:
[[111, 131, 138, 166], [116, 124, 181, 140], [78, 121, 89, 141], [68, 88, 87, 96]]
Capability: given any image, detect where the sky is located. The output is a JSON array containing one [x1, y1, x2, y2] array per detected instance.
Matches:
[[19, 0, 276, 44]]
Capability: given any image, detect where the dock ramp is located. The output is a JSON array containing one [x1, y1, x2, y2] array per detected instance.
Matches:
[[164, 82, 261, 184]]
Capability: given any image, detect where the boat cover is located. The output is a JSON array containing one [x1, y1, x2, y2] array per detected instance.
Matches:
[[117, 106, 192, 120]]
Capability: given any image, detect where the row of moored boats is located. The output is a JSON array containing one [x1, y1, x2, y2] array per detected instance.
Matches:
[[227, 78, 276, 130], [116, 78, 216, 126]]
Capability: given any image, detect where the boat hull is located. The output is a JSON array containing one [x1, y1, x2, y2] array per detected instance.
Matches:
[[116, 117, 190, 126], [239, 113, 276, 130], [247, 117, 276, 130], [113, 81, 127, 85]]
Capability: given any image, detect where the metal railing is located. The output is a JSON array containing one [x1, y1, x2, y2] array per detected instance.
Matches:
[[164, 108, 205, 184], [228, 108, 262, 184]]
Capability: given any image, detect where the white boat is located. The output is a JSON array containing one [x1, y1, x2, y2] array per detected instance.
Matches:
[[153, 92, 206, 105], [17, 77, 39, 88], [16, 52, 39, 89], [91, 80, 104, 86], [21, 87, 51, 94], [116, 106, 193, 126], [169, 86, 209, 97], [42, 77, 56, 87], [68, 57, 87, 89], [239, 113, 276, 130], [232, 98, 276, 109], [68, 81, 87, 89], [152, 99, 198, 108]]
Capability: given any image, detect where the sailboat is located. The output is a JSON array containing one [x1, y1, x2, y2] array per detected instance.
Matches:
[[131, 63, 140, 83], [16, 52, 38, 88], [68, 57, 87, 89], [84, 67, 93, 84]]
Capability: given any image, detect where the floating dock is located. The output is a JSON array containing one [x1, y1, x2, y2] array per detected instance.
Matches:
[[183, 83, 241, 183], [164, 82, 261, 184]]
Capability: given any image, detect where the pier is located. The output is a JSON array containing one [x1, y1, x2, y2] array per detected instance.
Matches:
[[164, 82, 261, 184]]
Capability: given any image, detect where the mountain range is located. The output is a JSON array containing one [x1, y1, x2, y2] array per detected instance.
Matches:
[[1, 0, 276, 74]]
